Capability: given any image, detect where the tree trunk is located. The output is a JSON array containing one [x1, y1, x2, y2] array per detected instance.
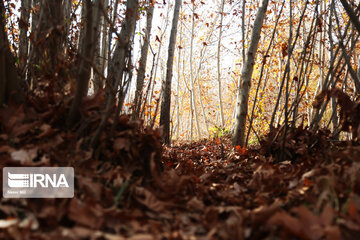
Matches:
[[233, 0, 268, 147], [93, 0, 108, 92], [189, 3, 201, 139], [26, 0, 39, 87], [67, 0, 100, 127], [133, 1, 154, 118], [27, 0, 64, 86], [39, 0, 63, 70], [0, 0, 23, 105], [107, 0, 138, 92], [159, 0, 181, 144], [99, 0, 109, 89], [91, 0, 139, 148], [19, 0, 31, 73], [217, 0, 225, 129]]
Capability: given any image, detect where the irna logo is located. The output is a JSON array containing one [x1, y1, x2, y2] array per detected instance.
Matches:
[[8, 172, 69, 188], [3, 167, 74, 198]]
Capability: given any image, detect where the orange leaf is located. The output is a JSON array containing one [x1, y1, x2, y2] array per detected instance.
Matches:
[[304, 177, 311, 187], [235, 145, 246, 154], [348, 201, 358, 219]]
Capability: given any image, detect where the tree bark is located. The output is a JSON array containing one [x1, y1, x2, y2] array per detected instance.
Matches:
[[159, 0, 182, 144], [0, 0, 23, 105], [107, 0, 138, 93], [39, 0, 63, 70], [67, 0, 100, 127], [93, 0, 107, 92], [91, 0, 139, 148], [217, 0, 225, 129], [232, 0, 268, 147], [189, 3, 201, 139], [133, 1, 154, 118], [19, 0, 30, 73]]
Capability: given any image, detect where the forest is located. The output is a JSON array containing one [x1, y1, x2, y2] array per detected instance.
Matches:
[[1, 0, 360, 239]]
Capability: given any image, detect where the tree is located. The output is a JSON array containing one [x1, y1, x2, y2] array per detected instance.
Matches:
[[19, 0, 30, 74], [91, 0, 139, 147], [216, 0, 225, 129], [0, 0, 23, 105], [133, 0, 155, 119], [67, 0, 101, 127], [93, 0, 108, 92], [34, 0, 64, 72], [233, 0, 269, 147], [188, 2, 201, 140], [160, 0, 182, 144]]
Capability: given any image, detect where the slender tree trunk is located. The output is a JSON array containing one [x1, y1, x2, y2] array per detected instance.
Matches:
[[63, 0, 72, 50], [233, 0, 268, 147], [19, 0, 31, 73], [106, 0, 119, 82], [108, 0, 138, 92], [189, 4, 201, 139], [159, 0, 181, 144], [27, 0, 64, 86], [67, 0, 100, 127], [26, 0, 39, 87], [0, 0, 23, 105], [99, 0, 109, 89], [176, 17, 183, 139], [91, 0, 139, 148], [148, 3, 170, 123], [39, 0, 63, 70], [93, 0, 108, 92], [217, 0, 225, 128], [232, 0, 246, 130], [134, 1, 154, 118], [328, 0, 338, 133]]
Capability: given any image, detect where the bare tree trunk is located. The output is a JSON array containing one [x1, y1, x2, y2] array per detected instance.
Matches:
[[108, 0, 138, 93], [91, 0, 139, 148], [99, 0, 109, 88], [67, 0, 100, 127], [232, 0, 246, 131], [26, 0, 39, 87], [39, 0, 63, 70], [189, 3, 201, 139], [175, 17, 183, 140], [0, 0, 23, 105], [60, 0, 72, 61], [93, 0, 108, 92], [133, 1, 154, 118], [233, 0, 268, 147], [27, 0, 65, 86], [328, 0, 338, 132], [159, 0, 181, 144], [245, 1, 285, 146], [19, 0, 31, 74], [217, 0, 225, 128]]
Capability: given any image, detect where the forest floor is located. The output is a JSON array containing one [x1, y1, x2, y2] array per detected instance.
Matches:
[[1, 91, 360, 239]]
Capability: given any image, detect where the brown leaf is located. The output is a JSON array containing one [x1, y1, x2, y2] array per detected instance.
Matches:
[[267, 211, 303, 237], [68, 198, 104, 229], [319, 203, 334, 226], [113, 138, 130, 152], [134, 187, 167, 212]]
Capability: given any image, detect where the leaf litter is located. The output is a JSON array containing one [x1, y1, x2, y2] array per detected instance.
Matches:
[[0, 90, 360, 239]]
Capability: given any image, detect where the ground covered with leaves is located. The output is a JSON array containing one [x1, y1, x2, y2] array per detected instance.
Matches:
[[1, 91, 360, 239]]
